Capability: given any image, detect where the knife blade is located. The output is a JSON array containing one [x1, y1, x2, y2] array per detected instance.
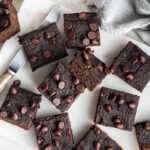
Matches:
[[0, 5, 61, 93]]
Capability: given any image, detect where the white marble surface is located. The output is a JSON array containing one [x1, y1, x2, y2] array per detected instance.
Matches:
[[0, 0, 150, 149]]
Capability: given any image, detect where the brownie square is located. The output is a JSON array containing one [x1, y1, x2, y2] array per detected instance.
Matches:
[[67, 48, 109, 91], [38, 62, 85, 112], [64, 12, 100, 48], [135, 121, 150, 150], [19, 23, 68, 71], [0, 80, 42, 130], [94, 87, 139, 131], [74, 125, 122, 150], [0, 0, 20, 43], [111, 42, 150, 92], [34, 113, 73, 150]]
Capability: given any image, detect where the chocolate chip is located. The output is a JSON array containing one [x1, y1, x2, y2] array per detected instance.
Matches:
[[100, 92, 104, 98], [4, 9, 9, 14], [79, 12, 86, 18], [21, 106, 27, 115], [113, 116, 121, 123], [31, 38, 39, 45], [94, 141, 101, 150], [108, 94, 116, 101], [44, 31, 51, 39], [13, 80, 21, 86], [35, 124, 41, 131], [53, 74, 60, 81], [107, 146, 114, 150], [12, 113, 19, 120], [104, 104, 112, 112], [30, 55, 38, 63], [131, 56, 138, 65], [128, 101, 136, 110], [57, 121, 65, 129], [0, 111, 7, 118], [41, 125, 49, 133], [43, 50, 51, 58], [64, 21, 72, 30], [44, 145, 52, 150], [86, 60, 92, 68], [83, 51, 90, 60], [30, 102, 37, 108], [89, 23, 98, 31], [94, 126, 101, 135], [96, 65, 103, 72], [49, 38, 56, 45], [144, 122, 150, 130], [105, 68, 111, 74], [122, 66, 130, 73], [64, 96, 72, 104], [127, 74, 134, 80], [68, 32, 76, 40], [115, 123, 124, 129], [87, 48, 94, 55], [117, 96, 125, 105], [49, 91, 56, 97], [53, 139, 60, 147], [37, 136, 44, 145], [40, 82, 48, 90], [54, 129, 62, 136], [88, 31, 96, 40], [4, 100, 11, 107], [142, 144, 150, 150], [140, 55, 146, 63], [52, 98, 60, 106], [82, 37, 90, 46], [92, 39, 100, 45], [58, 81, 65, 89], [0, 19, 8, 28], [76, 84, 85, 93], [11, 87, 17, 95], [73, 78, 80, 85]]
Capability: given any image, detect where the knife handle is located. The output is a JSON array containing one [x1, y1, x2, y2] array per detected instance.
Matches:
[[0, 70, 15, 93]]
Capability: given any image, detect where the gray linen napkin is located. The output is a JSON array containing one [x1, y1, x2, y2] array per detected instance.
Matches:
[[86, 0, 150, 46]]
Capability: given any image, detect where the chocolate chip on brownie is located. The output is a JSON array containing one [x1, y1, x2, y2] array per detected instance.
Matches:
[[94, 87, 139, 131], [0, 80, 42, 130]]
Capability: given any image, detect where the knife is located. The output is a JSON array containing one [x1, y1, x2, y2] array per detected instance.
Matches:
[[0, 5, 61, 93]]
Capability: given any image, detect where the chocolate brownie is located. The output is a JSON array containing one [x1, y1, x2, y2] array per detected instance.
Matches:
[[0, 80, 42, 130], [19, 23, 68, 71], [94, 87, 139, 131], [0, 0, 20, 43], [34, 113, 73, 150], [64, 12, 100, 48], [135, 121, 150, 150], [67, 48, 109, 91], [111, 42, 150, 92], [74, 125, 122, 150], [38, 62, 85, 112]]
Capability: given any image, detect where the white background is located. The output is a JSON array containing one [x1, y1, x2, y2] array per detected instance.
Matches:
[[0, 0, 150, 149]]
